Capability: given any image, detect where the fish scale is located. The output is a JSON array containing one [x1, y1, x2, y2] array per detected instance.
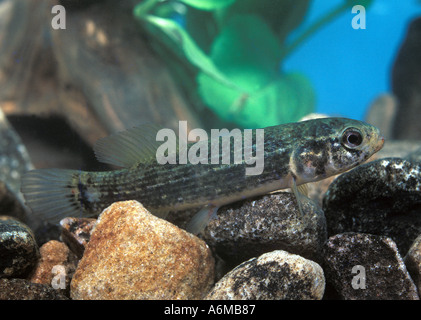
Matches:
[[21, 118, 384, 227]]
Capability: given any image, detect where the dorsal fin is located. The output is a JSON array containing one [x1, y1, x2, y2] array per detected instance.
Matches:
[[93, 124, 166, 168]]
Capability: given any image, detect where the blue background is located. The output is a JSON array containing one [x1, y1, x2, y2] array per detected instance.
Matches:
[[284, 0, 421, 120]]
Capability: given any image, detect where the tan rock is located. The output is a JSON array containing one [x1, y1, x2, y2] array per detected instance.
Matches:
[[28, 240, 77, 295], [70, 200, 214, 300]]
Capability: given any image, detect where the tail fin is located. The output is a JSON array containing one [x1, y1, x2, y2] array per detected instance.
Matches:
[[21, 168, 89, 224]]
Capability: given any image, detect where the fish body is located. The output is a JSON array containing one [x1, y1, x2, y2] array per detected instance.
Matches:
[[21, 118, 384, 224]]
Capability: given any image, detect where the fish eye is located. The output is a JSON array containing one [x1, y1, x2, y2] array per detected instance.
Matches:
[[341, 128, 363, 149]]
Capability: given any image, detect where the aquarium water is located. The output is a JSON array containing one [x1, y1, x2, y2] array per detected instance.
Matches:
[[284, 0, 421, 120]]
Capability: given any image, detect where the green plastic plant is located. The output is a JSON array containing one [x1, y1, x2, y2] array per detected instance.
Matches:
[[134, 0, 373, 128]]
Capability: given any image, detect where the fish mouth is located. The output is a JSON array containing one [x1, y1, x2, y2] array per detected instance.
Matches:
[[375, 135, 385, 152]]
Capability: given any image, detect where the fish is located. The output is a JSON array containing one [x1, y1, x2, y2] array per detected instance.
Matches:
[[21, 118, 384, 233]]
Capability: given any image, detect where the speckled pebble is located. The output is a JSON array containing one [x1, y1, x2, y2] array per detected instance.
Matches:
[[0, 278, 68, 300], [323, 233, 419, 300], [0, 216, 39, 278], [70, 200, 215, 300], [404, 234, 421, 296], [323, 157, 421, 253], [28, 240, 77, 296], [202, 191, 327, 266], [60, 217, 96, 258], [205, 250, 325, 300]]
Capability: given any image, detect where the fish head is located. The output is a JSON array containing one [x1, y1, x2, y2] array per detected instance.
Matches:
[[291, 117, 384, 183], [327, 118, 384, 173]]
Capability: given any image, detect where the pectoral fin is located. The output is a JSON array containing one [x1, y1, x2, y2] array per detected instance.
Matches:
[[297, 183, 309, 197], [292, 177, 306, 217], [186, 205, 219, 235]]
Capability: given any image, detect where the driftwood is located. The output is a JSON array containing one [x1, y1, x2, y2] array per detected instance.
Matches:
[[392, 17, 421, 140], [0, 0, 202, 146]]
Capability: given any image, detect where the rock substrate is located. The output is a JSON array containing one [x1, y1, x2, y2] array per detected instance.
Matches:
[[206, 250, 325, 300], [202, 191, 327, 266], [323, 157, 421, 254], [0, 216, 39, 278], [323, 233, 419, 300], [70, 200, 215, 300]]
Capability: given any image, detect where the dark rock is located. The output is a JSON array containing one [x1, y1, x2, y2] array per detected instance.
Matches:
[[392, 17, 421, 139], [33, 221, 62, 247], [323, 158, 421, 254], [205, 250, 325, 300], [323, 233, 419, 300], [0, 216, 39, 278], [0, 108, 33, 198], [404, 234, 421, 296], [9, 115, 105, 171], [201, 191, 327, 267], [0, 278, 68, 300], [0, 108, 33, 222], [60, 217, 96, 258]]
